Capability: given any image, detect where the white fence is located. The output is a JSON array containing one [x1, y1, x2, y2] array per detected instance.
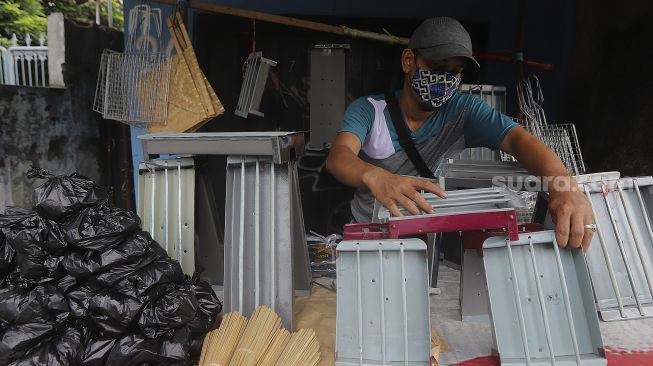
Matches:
[[0, 34, 49, 87]]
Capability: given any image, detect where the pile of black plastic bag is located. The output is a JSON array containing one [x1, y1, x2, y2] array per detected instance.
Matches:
[[0, 168, 222, 365]]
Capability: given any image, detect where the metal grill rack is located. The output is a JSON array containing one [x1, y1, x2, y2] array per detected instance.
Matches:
[[235, 52, 277, 118], [538, 123, 586, 175], [94, 5, 171, 126], [540, 174, 653, 321], [434, 160, 538, 224], [513, 75, 587, 175], [501, 123, 586, 176], [484, 231, 607, 366], [435, 159, 530, 189], [581, 177, 653, 320], [336, 239, 431, 365], [372, 186, 526, 223]]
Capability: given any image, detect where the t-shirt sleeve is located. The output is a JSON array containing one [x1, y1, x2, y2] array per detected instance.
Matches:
[[462, 94, 520, 150], [338, 96, 375, 145]]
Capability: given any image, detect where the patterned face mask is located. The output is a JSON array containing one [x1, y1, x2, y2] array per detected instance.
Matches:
[[410, 68, 461, 109]]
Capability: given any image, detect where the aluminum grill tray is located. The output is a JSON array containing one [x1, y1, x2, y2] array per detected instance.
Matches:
[[336, 239, 431, 365], [541, 175, 653, 321], [581, 177, 653, 320], [372, 186, 526, 222], [435, 159, 531, 190], [484, 231, 606, 366]]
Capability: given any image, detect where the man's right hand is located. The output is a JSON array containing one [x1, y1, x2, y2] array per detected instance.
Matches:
[[362, 168, 447, 217]]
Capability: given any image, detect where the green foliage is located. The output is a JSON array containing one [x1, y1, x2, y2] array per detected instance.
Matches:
[[0, 0, 47, 47], [0, 0, 123, 48], [41, 1, 124, 31]]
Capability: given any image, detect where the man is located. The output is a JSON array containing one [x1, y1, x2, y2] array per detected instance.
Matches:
[[326, 17, 595, 250]]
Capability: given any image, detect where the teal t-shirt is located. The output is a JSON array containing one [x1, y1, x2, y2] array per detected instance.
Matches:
[[339, 90, 518, 154]]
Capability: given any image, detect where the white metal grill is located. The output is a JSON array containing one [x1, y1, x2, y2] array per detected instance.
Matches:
[[484, 231, 607, 366], [93, 5, 171, 127], [234, 52, 277, 118]]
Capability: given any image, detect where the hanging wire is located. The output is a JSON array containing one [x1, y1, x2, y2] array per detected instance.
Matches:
[[241, 19, 257, 77]]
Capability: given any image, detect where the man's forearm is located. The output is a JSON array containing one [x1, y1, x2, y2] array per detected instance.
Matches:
[[326, 146, 381, 188], [507, 130, 577, 193]]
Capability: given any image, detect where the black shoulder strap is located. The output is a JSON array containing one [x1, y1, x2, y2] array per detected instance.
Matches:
[[384, 92, 435, 179]]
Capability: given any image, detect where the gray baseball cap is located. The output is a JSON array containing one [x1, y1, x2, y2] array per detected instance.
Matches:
[[408, 17, 480, 67]]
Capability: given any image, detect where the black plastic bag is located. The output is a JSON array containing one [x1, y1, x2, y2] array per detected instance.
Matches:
[[138, 283, 198, 339], [0, 323, 56, 364], [0, 285, 69, 326], [4, 213, 67, 284], [105, 327, 192, 366], [28, 168, 109, 222], [0, 207, 33, 229], [81, 337, 116, 366], [1, 169, 223, 366], [52, 273, 78, 293], [62, 231, 165, 283], [5, 213, 67, 253], [192, 279, 222, 322], [62, 204, 141, 252], [9, 326, 83, 366], [66, 284, 98, 319], [85, 289, 146, 337], [108, 257, 184, 300], [0, 230, 16, 282], [180, 279, 222, 339], [71, 259, 183, 337]]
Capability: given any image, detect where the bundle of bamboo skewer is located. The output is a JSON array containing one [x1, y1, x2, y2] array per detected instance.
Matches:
[[199, 312, 248, 366], [274, 328, 321, 366], [198, 306, 320, 366]]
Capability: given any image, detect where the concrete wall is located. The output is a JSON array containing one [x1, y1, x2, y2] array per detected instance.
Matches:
[[0, 86, 100, 208], [0, 19, 129, 210]]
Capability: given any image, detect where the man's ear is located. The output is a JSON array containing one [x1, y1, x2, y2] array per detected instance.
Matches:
[[401, 49, 415, 74]]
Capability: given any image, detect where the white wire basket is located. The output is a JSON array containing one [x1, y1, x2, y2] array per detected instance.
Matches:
[[94, 5, 171, 127]]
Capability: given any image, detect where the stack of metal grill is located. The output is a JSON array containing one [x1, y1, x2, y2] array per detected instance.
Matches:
[[513, 75, 587, 175]]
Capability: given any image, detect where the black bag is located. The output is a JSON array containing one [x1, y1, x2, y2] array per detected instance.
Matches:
[[62, 205, 141, 252], [28, 168, 109, 222], [0, 285, 69, 326], [61, 231, 166, 283], [105, 327, 192, 366], [0, 323, 56, 364], [8, 326, 83, 366]]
